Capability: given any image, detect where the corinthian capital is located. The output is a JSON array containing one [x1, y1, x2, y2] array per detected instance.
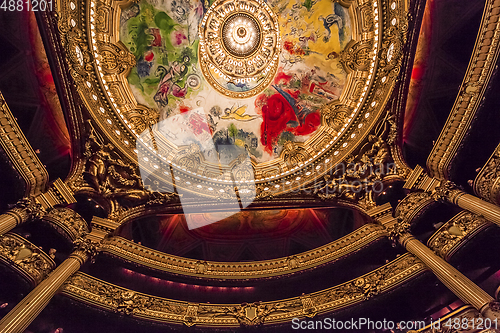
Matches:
[[73, 237, 100, 260], [10, 197, 46, 221], [431, 181, 463, 203], [388, 217, 411, 242]]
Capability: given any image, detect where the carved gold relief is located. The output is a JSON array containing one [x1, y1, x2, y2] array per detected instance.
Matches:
[[428, 211, 491, 260], [41, 208, 89, 242], [0, 233, 55, 286], [0, 92, 49, 197], [474, 143, 500, 205], [61, 253, 425, 327], [338, 40, 373, 73]]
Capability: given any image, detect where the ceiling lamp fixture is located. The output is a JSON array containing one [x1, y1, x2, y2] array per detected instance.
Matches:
[[199, 0, 281, 98]]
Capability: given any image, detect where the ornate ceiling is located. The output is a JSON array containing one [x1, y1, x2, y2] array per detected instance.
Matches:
[[3, 0, 500, 331], [58, 0, 411, 209]]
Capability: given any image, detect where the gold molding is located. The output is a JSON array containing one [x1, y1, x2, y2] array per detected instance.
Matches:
[[41, 208, 89, 242], [427, 0, 500, 179], [474, 143, 500, 205], [0, 92, 49, 197], [101, 223, 387, 280], [428, 211, 491, 261], [0, 232, 55, 286], [61, 253, 426, 327], [35, 178, 77, 210]]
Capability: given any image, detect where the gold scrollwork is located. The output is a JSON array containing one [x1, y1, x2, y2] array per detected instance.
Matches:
[[474, 144, 500, 205], [428, 211, 491, 260], [0, 233, 55, 285]]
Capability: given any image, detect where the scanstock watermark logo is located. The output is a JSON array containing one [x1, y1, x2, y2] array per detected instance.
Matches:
[[137, 108, 388, 230], [136, 108, 256, 230]]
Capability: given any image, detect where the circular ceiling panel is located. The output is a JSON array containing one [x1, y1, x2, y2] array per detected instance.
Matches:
[[199, 0, 281, 98], [119, 0, 352, 165], [59, 0, 408, 198]]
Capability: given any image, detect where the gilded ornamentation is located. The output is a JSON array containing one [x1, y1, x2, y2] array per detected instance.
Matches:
[[127, 106, 159, 136], [62, 254, 425, 326], [389, 192, 434, 240], [11, 197, 46, 221], [322, 103, 351, 131], [394, 192, 432, 223], [300, 294, 317, 317], [98, 43, 136, 75], [313, 254, 423, 307], [114, 291, 150, 316], [55, 0, 411, 199], [0, 233, 55, 285], [387, 218, 410, 242], [173, 143, 202, 173], [312, 129, 393, 202], [378, 27, 403, 69], [431, 181, 463, 203], [42, 208, 89, 242], [198, 0, 281, 98], [338, 40, 373, 73], [183, 304, 199, 326], [82, 122, 178, 210], [428, 211, 490, 260], [0, 92, 49, 197], [73, 237, 100, 259], [282, 141, 311, 168], [474, 144, 500, 205], [63, 28, 94, 84], [100, 224, 386, 279]]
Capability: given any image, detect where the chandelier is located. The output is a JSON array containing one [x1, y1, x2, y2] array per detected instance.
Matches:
[[198, 0, 281, 98]]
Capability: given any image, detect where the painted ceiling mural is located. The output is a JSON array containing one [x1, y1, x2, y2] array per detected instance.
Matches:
[[59, 0, 406, 200], [120, 0, 352, 163]]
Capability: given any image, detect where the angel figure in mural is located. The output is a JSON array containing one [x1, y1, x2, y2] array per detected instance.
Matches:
[[221, 105, 260, 121], [153, 57, 190, 107]]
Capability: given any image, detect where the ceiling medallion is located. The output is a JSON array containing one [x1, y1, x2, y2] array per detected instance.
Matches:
[[198, 0, 281, 98]]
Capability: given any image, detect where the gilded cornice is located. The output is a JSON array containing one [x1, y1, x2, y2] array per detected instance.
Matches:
[[474, 143, 500, 205], [427, 0, 500, 179], [61, 253, 426, 327], [0, 92, 49, 197], [34, 178, 77, 210], [101, 223, 387, 280], [0, 232, 55, 286], [428, 211, 491, 261]]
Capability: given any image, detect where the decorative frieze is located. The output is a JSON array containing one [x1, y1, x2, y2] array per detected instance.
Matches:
[[61, 253, 425, 327], [428, 211, 491, 260], [0, 233, 55, 286]]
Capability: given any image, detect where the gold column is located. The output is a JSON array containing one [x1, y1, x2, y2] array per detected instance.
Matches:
[[432, 181, 500, 226], [0, 199, 44, 236], [398, 233, 500, 320], [0, 238, 98, 333]]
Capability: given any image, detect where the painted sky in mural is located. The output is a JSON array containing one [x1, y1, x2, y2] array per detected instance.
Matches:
[[120, 0, 352, 164]]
